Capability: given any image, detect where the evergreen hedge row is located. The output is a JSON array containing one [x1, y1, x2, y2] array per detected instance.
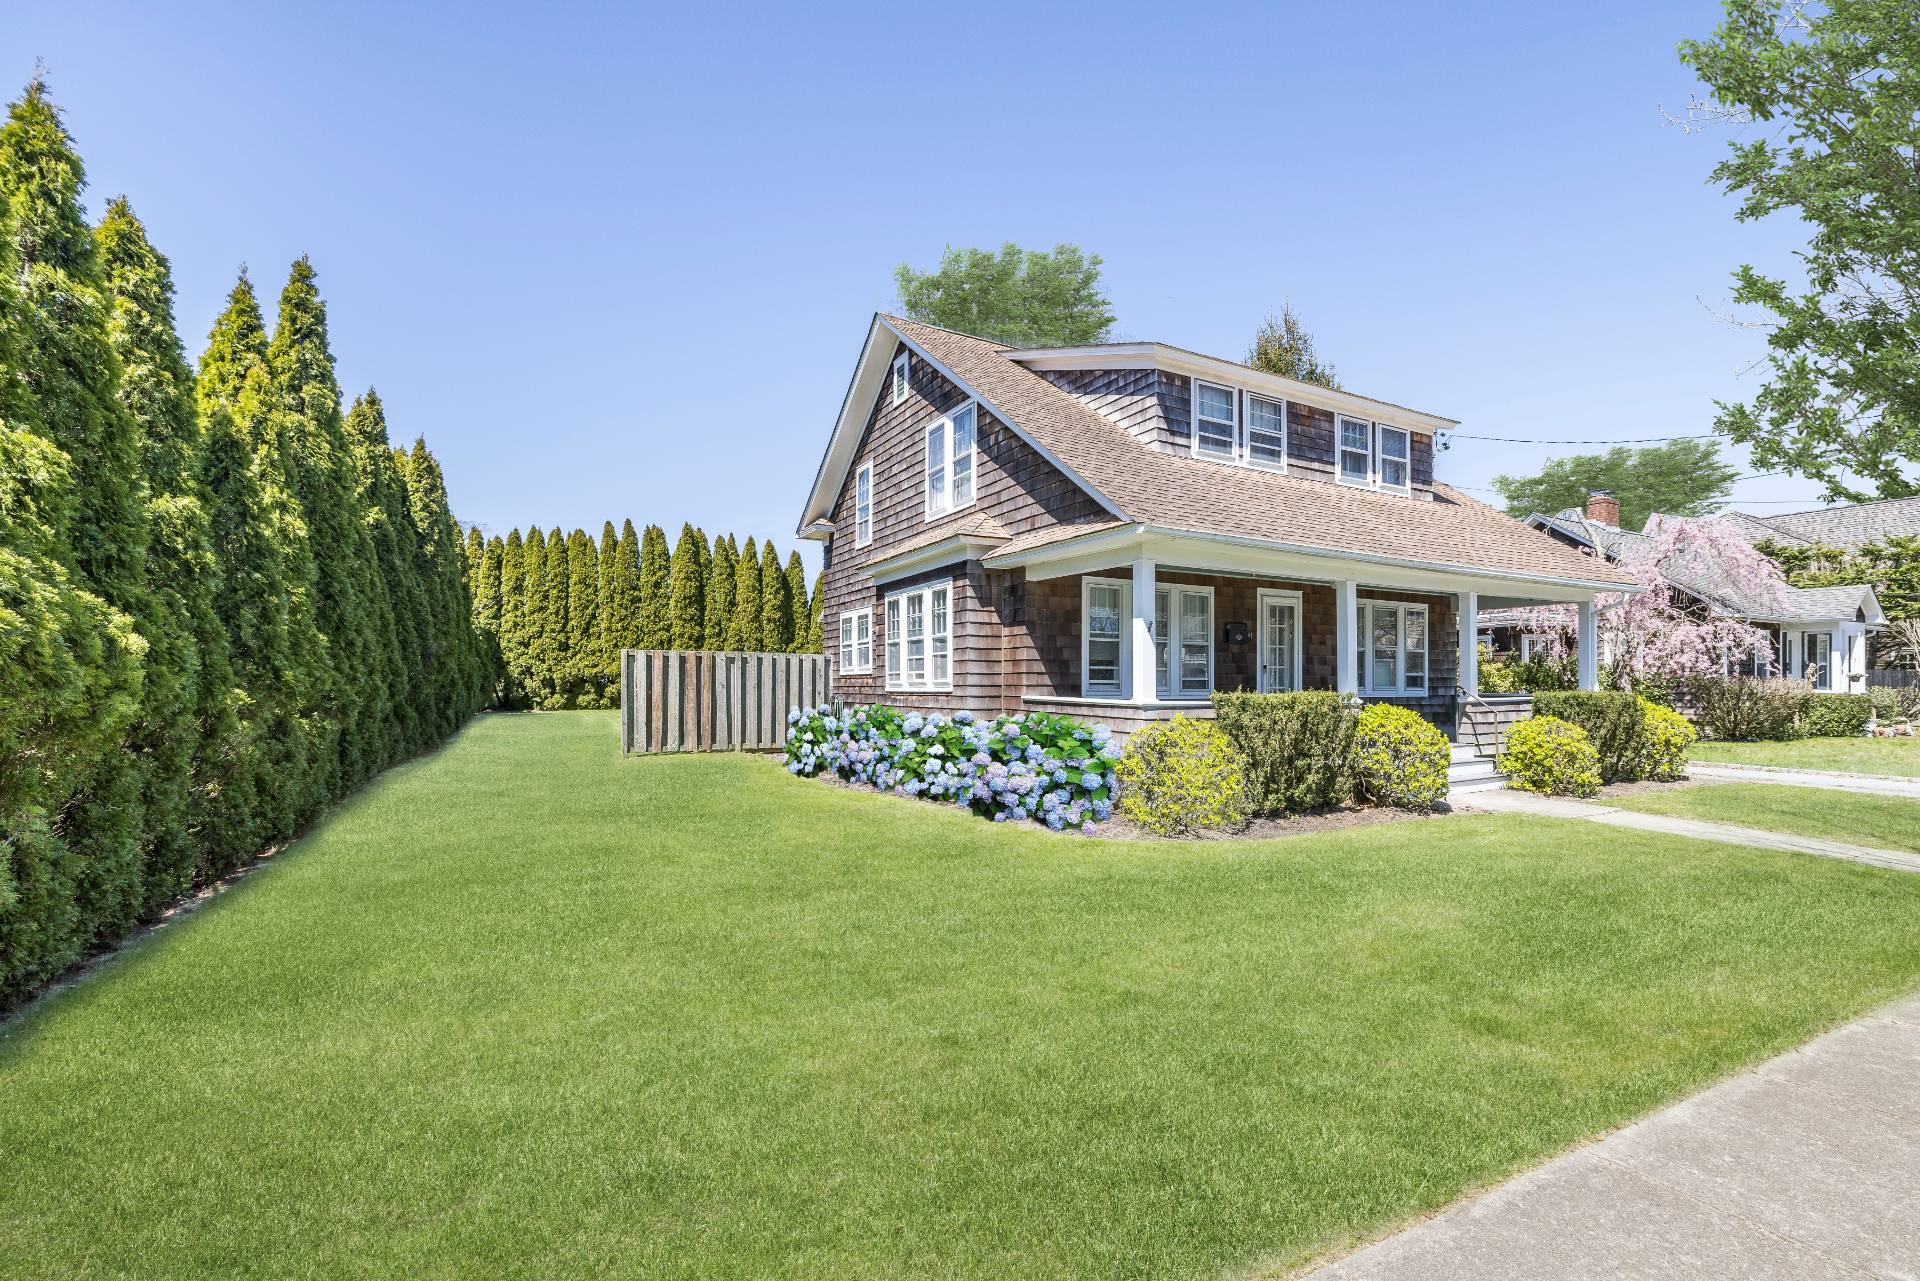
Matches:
[[0, 79, 489, 1009]]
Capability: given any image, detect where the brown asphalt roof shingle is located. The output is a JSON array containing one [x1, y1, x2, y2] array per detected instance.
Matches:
[[885, 315, 1638, 587]]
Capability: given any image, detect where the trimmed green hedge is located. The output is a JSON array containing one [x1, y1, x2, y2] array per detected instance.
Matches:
[[1210, 691, 1357, 815], [1115, 715, 1247, 835], [1802, 693, 1872, 739], [1532, 691, 1647, 783], [1354, 704, 1450, 811]]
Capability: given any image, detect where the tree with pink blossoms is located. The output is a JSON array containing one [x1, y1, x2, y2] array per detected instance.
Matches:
[[1505, 516, 1787, 690]]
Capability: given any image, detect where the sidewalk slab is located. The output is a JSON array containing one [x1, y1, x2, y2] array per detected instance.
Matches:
[[1688, 763, 1920, 799]]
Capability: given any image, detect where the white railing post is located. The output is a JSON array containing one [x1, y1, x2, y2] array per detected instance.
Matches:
[[1335, 580, 1359, 695], [1457, 589, 1479, 698], [1129, 556, 1157, 704], [1577, 600, 1599, 691]]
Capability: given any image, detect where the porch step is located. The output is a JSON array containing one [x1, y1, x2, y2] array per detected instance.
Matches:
[[1446, 750, 1507, 796]]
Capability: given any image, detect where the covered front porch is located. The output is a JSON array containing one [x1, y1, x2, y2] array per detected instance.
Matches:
[[986, 524, 1611, 738]]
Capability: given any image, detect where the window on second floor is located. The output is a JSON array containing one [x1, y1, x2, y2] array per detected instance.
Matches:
[[891, 352, 909, 405], [1338, 415, 1414, 492], [854, 462, 873, 548], [923, 403, 977, 520], [1193, 380, 1237, 460]]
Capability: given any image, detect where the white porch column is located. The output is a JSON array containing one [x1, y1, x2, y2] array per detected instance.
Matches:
[[1457, 590, 1479, 697], [1335, 579, 1359, 695], [1577, 600, 1599, 691], [1129, 556, 1157, 704]]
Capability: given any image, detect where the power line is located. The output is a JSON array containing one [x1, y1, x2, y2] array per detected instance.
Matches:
[[1442, 432, 1717, 445]]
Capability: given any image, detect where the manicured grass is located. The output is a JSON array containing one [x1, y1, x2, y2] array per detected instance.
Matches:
[[1690, 735, 1920, 777], [4, 712, 1919, 1280], [1606, 782, 1920, 854]]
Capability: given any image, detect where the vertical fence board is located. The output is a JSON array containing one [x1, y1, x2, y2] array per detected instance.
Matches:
[[619, 650, 826, 754]]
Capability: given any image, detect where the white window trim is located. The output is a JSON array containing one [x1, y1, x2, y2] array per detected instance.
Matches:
[[1375, 424, 1412, 496], [1337, 414, 1375, 489], [891, 352, 910, 405], [1081, 576, 1131, 698], [1802, 630, 1833, 691], [838, 608, 873, 674], [1244, 391, 1289, 474], [853, 462, 873, 549], [1357, 599, 1431, 696], [1189, 379, 1240, 464], [921, 401, 979, 522], [1256, 587, 1304, 693], [883, 582, 953, 692], [1153, 583, 1215, 699]]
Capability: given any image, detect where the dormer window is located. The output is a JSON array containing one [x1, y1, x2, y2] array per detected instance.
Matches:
[[891, 352, 910, 405], [1192, 381, 1237, 460], [1245, 393, 1287, 470], [1338, 416, 1372, 485], [923, 402, 977, 519], [1338, 415, 1413, 492], [854, 462, 873, 548], [1377, 426, 1410, 493]]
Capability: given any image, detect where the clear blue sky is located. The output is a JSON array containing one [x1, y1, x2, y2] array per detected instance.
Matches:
[[5, 0, 1827, 570]]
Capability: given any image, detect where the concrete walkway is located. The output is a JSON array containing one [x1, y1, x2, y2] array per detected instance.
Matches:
[[1465, 788, 1920, 874], [1688, 761, 1920, 799], [1302, 993, 1920, 1280]]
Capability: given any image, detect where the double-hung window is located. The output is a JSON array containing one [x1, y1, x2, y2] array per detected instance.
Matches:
[[923, 403, 977, 519], [1376, 426, 1410, 492], [1153, 586, 1214, 697], [838, 608, 872, 674], [1338, 415, 1372, 485], [1339, 416, 1415, 491], [1192, 381, 1238, 461], [853, 462, 873, 548], [1083, 578, 1127, 696], [1245, 393, 1287, 470], [891, 352, 910, 405], [884, 583, 951, 691], [1355, 600, 1428, 694]]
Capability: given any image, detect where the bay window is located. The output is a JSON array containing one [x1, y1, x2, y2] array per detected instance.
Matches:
[[1356, 600, 1429, 694], [885, 583, 952, 691], [923, 403, 977, 518], [838, 608, 872, 674]]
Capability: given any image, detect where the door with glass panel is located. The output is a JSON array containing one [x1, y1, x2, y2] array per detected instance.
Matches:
[[1802, 631, 1832, 690], [1257, 589, 1301, 692], [1153, 586, 1214, 697]]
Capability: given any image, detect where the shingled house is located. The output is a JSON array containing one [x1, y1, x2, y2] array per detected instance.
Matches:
[[796, 314, 1639, 737]]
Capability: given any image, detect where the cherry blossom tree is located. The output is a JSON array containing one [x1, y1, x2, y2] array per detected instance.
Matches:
[[1507, 517, 1788, 689]]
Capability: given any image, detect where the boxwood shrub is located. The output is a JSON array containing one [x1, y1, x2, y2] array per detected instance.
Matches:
[[1353, 703, 1450, 811], [1639, 698, 1696, 780], [1532, 691, 1647, 783], [1210, 691, 1358, 815], [1499, 715, 1602, 798], [1802, 692, 1872, 739], [785, 704, 1120, 831], [1114, 715, 1247, 836]]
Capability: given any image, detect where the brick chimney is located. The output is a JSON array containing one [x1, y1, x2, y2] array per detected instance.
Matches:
[[1585, 490, 1621, 527]]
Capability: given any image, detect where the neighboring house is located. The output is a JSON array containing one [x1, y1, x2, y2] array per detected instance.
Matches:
[[796, 314, 1639, 736], [1490, 493, 1885, 691], [1724, 495, 1920, 551]]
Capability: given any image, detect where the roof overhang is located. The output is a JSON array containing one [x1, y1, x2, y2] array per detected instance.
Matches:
[[864, 531, 1009, 585], [1740, 584, 1887, 628], [983, 522, 1643, 603], [795, 314, 1124, 539], [1004, 342, 1458, 436]]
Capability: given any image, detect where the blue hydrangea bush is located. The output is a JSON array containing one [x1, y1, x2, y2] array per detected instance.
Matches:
[[785, 704, 1121, 832]]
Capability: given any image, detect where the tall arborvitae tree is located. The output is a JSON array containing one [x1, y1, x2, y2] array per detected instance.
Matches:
[[605, 519, 642, 652], [729, 536, 763, 650], [760, 540, 792, 652], [534, 527, 570, 709], [1, 78, 155, 945], [463, 526, 485, 596], [269, 257, 391, 792], [805, 570, 825, 653], [784, 551, 809, 654], [402, 440, 487, 726], [704, 532, 736, 650], [0, 83, 143, 1002], [668, 522, 707, 649], [565, 528, 601, 708], [510, 526, 546, 706], [596, 521, 619, 695], [636, 523, 671, 650], [345, 391, 424, 757], [496, 528, 524, 706], [96, 197, 243, 908]]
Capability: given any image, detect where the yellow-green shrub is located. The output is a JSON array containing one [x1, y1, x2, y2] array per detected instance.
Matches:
[[1638, 698, 1696, 780], [1353, 704, 1450, 810], [1115, 715, 1247, 836], [1498, 715, 1602, 798]]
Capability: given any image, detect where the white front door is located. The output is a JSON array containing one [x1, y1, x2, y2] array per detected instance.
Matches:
[[1257, 589, 1302, 693]]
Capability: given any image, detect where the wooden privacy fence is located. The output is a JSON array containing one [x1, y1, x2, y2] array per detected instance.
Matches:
[[621, 650, 829, 754], [1868, 668, 1919, 690]]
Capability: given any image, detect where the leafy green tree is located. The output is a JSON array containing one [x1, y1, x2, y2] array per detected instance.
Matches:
[[669, 522, 707, 649], [895, 242, 1114, 346], [566, 529, 602, 707], [345, 391, 423, 756], [1680, 1, 1920, 501], [1247, 303, 1340, 389], [805, 570, 825, 653], [1492, 440, 1740, 530], [269, 256, 390, 790], [704, 532, 736, 649], [637, 523, 671, 649], [729, 536, 762, 650], [784, 551, 809, 653], [97, 197, 242, 906], [1, 77, 154, 944], [759, 539, 792, 651], [1761, 533, 1920, 634]]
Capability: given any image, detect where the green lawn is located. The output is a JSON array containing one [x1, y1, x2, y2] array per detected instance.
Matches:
[[1690, 735, 1920, 776], [1606, 782, 1920, 854], [4, 712, 1919, 1280]]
